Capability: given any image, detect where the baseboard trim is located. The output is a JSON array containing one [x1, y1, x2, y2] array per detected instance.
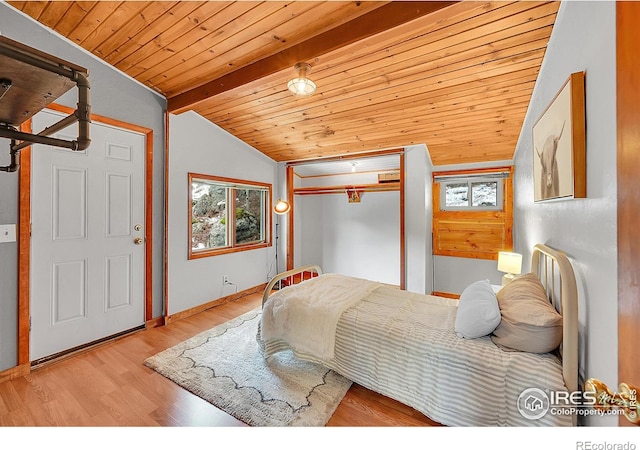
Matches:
[[0, 363, 30, 384], [432, 291, 461, 299], [165, 283, 267, 324]]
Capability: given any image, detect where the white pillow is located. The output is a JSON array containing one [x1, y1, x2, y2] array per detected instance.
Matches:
[[455, 279, 501, 339]]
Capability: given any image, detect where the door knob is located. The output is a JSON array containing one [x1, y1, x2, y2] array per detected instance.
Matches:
[[134, 237, 144, 245], [584, 378, 639, 424]]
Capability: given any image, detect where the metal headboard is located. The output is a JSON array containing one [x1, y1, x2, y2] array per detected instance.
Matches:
[[531, 244, 579, 397]]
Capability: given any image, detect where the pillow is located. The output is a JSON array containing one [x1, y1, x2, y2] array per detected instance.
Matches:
[[454, 279, 501, 339], [491, 272, 563, 353]]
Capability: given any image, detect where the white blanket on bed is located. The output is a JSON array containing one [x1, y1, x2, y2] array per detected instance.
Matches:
[[260, 273, 382, 361]]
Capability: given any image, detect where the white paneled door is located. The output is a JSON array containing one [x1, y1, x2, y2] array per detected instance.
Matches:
[[30, 110, 145, 362]]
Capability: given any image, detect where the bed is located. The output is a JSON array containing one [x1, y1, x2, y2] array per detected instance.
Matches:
[[258, 244, 578, 426]]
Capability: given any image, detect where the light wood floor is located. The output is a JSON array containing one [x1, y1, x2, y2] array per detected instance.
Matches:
[[0, 293, 440, 427]]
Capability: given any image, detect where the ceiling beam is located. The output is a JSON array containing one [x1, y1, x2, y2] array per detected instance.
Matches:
[[167, 1, 457, 114]]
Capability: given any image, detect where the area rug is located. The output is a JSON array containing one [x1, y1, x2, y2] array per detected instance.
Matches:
[[144, 308, 352, 426]]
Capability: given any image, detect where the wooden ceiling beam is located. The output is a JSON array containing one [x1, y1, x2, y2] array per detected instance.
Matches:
[[167, 1, 457, 113]]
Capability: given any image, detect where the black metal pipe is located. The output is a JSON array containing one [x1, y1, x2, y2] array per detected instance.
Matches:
[[0, 138, 19, 172], [73, 71, 91, 151], [4, 127, 79, 150], [7, 69, 91, 153]]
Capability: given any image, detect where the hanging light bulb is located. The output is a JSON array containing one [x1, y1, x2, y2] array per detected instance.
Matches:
[[351, 161, 358, 173], [273, 199, 291, 215], [287, 62, 316, 97]]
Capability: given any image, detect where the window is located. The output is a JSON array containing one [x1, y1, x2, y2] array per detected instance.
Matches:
[[189, 173, 271, 259], [439, 175, 505, 211], [432, 168, 513, 260]]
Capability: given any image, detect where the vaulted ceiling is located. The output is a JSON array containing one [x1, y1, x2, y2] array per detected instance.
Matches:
[[7, 1, 560, 166]]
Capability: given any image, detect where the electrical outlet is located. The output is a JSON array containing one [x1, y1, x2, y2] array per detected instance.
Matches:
[[223, 275, 229, 284], [0, 224, 16, 243]]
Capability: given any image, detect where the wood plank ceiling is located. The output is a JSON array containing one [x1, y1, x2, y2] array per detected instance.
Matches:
[[7, 1, 560, 166]]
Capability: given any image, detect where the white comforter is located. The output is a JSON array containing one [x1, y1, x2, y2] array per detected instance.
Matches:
[[260, 273, 382, 361], [259, 274, 572, 426]]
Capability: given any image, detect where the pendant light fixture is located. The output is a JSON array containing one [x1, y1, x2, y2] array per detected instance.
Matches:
[[287, 62, 316, 97]]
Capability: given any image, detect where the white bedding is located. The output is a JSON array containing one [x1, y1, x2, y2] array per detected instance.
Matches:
[[260, 273, 382, 361], [259, 275, 572, 426]]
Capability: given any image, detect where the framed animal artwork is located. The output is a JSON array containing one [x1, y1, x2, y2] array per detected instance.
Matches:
[[532, 71, 586, 202]]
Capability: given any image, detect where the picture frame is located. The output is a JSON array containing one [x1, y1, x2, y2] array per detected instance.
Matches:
[[532, 71, 586, 202]]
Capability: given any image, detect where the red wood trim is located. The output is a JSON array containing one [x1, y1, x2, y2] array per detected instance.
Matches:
[[298, 168, 398, 180], [164, 111, 170, 321], [400, 152, 406, 290], [432, 291, 460, 300], [616, 0, 640, 427], [294, 182, 400, 195], [432, 165, 513, 179], [18, 121, 32, 367], [145, 317, 165, 329], [145, 129, 154, 321], [190, 243, 271, 259], [286, 165, 295, 270], [0, 363, 30, 384]]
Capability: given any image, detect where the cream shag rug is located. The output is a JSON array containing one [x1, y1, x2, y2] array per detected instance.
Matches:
[[144, 308, 352, 426]]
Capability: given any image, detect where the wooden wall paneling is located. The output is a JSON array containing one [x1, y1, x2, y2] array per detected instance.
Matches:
[[432, 166, 513, 260]]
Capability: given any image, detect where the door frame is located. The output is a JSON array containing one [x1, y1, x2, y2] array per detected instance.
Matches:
[[284, 148, 406, 289], [616, 1, 639, 427], [17, 103, 154, 370]]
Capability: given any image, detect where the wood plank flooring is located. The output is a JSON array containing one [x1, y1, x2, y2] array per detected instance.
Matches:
[[0, 292, 440, 427]]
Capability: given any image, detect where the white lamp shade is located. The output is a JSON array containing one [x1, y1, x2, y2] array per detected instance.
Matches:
[[497, 251, 522, 275], [273, 199, 291, 215]]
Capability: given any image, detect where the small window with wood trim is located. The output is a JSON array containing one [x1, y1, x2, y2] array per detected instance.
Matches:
[[433, 167, 513, 260], [440, 177, 504, 211], [189, 173, 271, 259]]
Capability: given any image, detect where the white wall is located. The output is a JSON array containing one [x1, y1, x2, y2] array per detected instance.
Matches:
[[168, 112, 278, 315], [405, 144, 433, 294], [295, 179, 401, 285], [294, 146, 434, 291], [433, 256, 502, 293], [0, 4, 166, 370], [512, 1, 617, 425]]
